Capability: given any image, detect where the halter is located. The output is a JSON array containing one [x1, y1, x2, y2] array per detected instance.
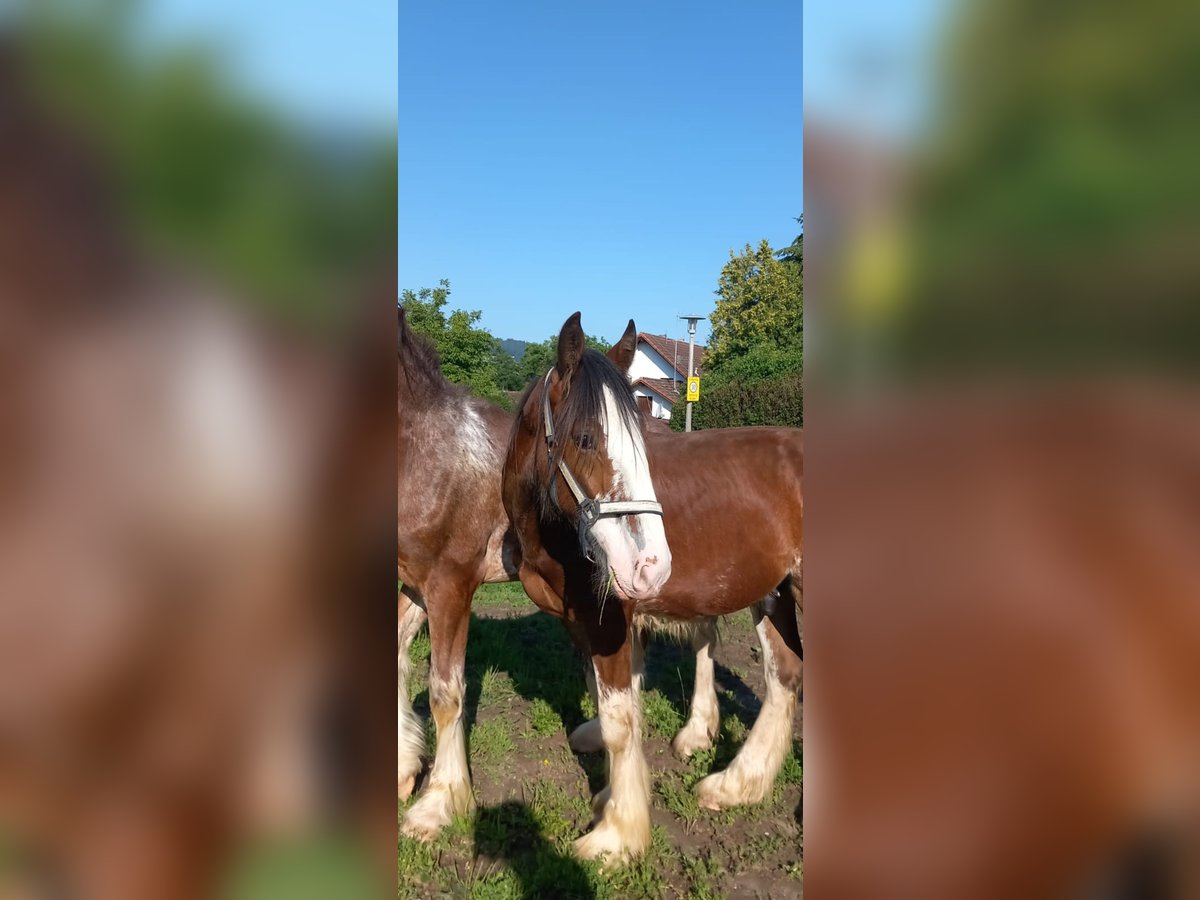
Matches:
[[540, 370, 664, 541]]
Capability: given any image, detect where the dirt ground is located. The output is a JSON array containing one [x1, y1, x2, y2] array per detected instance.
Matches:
[[398, 584, 802, 899]]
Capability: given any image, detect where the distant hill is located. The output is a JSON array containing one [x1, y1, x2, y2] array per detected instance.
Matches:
[[499, 338, 528, 360]]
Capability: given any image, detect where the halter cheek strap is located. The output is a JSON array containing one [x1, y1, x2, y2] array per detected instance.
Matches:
[[541, 370, 665, 523]]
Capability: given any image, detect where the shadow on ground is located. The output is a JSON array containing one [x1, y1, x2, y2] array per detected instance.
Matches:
[[473, 801, 595, 899], [415, 611, 758, 738]]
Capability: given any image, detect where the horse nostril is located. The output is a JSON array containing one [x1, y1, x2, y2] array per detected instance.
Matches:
[[644, 556, 658, 567]]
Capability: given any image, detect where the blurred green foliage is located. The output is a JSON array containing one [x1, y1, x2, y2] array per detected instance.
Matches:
[[18, 0, 395, 324], [899, 0, 1200, 370]]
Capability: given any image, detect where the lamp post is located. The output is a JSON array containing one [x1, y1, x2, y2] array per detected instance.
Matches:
[[679, 315, 704, 432]]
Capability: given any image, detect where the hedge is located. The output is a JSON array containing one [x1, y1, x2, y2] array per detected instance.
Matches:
[[669, 373, 802, 431]]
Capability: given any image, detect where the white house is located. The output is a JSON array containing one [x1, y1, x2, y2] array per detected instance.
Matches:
[[629, 332, 706, 421]]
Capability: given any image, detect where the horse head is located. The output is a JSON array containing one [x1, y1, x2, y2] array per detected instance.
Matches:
[[509, 312, 672, 603]]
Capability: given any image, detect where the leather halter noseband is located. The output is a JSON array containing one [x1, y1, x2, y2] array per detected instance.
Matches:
[[540, 370, 664, 534]]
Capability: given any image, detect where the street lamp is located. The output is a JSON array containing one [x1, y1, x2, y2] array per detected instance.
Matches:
[[679, 315, 704, 432]]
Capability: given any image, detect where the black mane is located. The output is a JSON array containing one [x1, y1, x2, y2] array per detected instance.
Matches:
[[552, 347, 644, 470], [517, 348, 645, 518], [397, 304, 454, 405]]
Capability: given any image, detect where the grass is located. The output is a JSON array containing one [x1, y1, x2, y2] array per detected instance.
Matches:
[[655, 769, 701, 828], [480, 666, 517, 705], [681, 851, 726, 900], [470, 718, 516, 770], [400, 585, 802, 898], [527, 697, 564, 737], [641, 688, 684, 739], [471, 582, 530, 612]]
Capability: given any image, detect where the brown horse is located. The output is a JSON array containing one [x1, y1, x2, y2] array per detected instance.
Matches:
[[397, 309, 725, 838], [502, 312, 803, 863]]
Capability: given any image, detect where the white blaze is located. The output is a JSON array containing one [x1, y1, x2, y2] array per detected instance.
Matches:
[[589, 386, 672, 601]]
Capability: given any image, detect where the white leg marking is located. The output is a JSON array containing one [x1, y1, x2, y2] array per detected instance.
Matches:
[[673, 619, 720, 758], [574, 680, 651, 865], [401, 664, 474, 839], [697, 615, 796, 809], [397, 599, 427, 800]]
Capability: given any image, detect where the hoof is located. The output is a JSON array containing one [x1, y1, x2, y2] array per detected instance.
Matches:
[[400, 783, 474, 841], [572, 820, 647, 867], [569, 718, 604, 754], [696, 768, 768, 811], [670, 720, 716, 759]]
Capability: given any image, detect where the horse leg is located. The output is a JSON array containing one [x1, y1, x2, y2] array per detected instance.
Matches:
[[671, 616, 720, 759], [400, 576, 475, 839], [515, 562, 608, 754], [566, 617, 607, 753], [574, 612, 651, 865], [397, 585, 428, 800], [570, 617, 649, 756], [697, 582, 801, 809]]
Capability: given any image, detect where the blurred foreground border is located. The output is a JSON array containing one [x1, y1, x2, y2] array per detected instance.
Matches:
[[804, 0, 1200, 896], [0, 4, 396, 898]]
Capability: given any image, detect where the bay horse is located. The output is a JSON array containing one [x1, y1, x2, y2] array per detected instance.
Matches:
[[397, 308, 725, 838], [502, 312, 804, 863]]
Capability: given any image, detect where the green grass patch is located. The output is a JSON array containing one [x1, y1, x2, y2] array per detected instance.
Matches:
[[470, 718, 515, 767], [408, 630, 430, 666], [479, 665, 516, 705], [779, 743, 803, 785], [527, 697, 563, 737], [721, 711, 748, 745], [682, 849, 725, 900], [655, 770, 701, 827], [579, 692, 597, 721], [472, 582, 530, 611], [641, 689, 684, 739]]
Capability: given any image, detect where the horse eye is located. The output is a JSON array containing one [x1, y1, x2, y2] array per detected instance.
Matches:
[[574, 432, 594, 451]]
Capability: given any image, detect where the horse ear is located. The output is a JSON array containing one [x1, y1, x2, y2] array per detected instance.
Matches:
[[555, 311, 585, 378], [607, 319, 637, 374]]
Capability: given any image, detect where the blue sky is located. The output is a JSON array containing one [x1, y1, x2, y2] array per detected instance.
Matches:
[[138, 0, 396, 131], [138, 0, 949, 347], [398, 1, 802, 346]]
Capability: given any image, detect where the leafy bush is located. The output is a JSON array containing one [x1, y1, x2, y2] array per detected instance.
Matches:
[[670, 373, 802, 430]]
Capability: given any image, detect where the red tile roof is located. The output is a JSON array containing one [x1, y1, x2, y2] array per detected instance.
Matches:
[[632, 377, 681, 402], [637, 333, 705, 378]]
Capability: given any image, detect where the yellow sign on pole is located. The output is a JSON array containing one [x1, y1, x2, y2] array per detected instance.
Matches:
[[686, 377, 700, 402]]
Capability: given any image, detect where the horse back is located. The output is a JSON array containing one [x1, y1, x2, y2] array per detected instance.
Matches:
[[642, 426, 802, 616]]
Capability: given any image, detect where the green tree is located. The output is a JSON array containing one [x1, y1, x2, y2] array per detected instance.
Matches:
[[779, 216, 803, 267], [492, 343, 524, 392], [512, 332, 612, 387], [707, 239, 803, 375], [400, 281, 509, 406], [674, 228, 803, 431]]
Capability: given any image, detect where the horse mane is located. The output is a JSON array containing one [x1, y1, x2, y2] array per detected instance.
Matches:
[[515, 348, 646, 525], [397, 306, 455, 406], [554, 348, 645, 466]]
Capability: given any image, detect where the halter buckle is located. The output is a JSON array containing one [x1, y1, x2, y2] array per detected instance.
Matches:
[[577, 497, 601, 527]]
